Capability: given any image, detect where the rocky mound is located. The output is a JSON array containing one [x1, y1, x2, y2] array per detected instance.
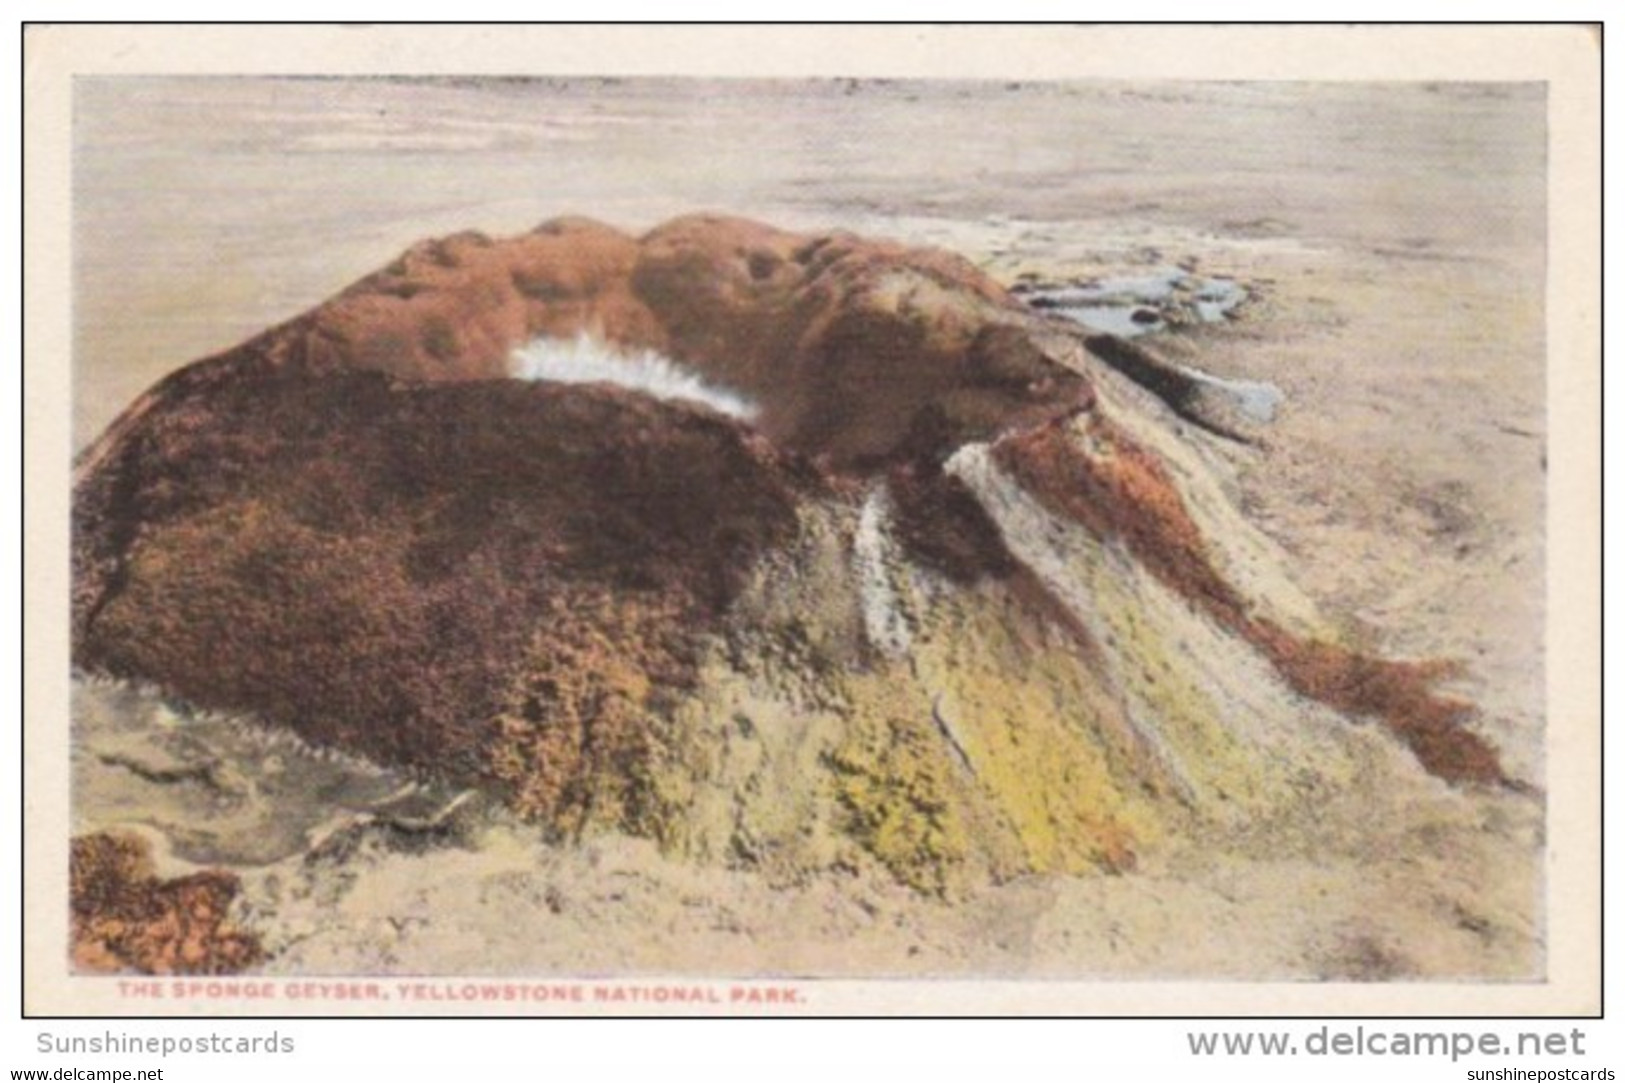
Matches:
[[79, 215, 1088, 479], [72, 215, 1504, 912]]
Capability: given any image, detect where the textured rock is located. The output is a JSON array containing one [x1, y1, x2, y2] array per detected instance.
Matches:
[[75, 376, 814, 778], [76, 214, 1090, 483], [72, 215, 1505, 899]]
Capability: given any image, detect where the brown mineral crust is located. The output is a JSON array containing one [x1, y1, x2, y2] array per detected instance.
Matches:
[[74, 218, 658, 495], [70, 832, 263, 975], [995, 415, 1505, 786], [629, 216, 1088, 466], [78, 215, 1090, 484], [74, 374, 815, 775], [995, 413, 1248, 621], [484, 590, 695, 841], [309, 218, 668, 382], [1251, 626, 1501, 786], [887, 464, 1021, 585], [630, 215, 1010, 388], [71, 214, 1098, 788]]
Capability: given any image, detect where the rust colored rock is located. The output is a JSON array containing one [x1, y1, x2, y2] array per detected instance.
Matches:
[[628, 216, 1080, 465], [312, 219, 666, 382], [70, 832, 263, 975], [995, 413, 1250, 623], [1254, 626, 1502, 786], [78, 214, 1089, 484], [995, 416, 1505, 786]]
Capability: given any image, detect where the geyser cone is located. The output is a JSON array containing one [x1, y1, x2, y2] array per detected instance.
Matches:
[[72, 215, 1505, 896]]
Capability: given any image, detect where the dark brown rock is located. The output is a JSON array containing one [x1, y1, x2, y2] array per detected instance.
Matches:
[[75, 376, 814, 776]]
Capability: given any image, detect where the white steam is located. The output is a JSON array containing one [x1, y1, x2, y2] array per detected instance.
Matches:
[[510, 334, 759, 421]]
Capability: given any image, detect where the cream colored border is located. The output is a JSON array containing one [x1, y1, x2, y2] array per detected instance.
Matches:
[[22, 24, 1602, 1017]]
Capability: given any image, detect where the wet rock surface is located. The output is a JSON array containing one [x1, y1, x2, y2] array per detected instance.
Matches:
[[1011, 267, 1248, 337]]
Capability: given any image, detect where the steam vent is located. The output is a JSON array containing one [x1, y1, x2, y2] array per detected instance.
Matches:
[[73, 214, 1508, 913]]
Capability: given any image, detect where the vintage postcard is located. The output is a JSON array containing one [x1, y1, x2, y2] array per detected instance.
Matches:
[[22, 24, 1601, 1016]]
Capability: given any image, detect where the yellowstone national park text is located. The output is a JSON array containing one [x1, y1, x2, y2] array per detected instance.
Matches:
[[115, 980, 804, 1008]]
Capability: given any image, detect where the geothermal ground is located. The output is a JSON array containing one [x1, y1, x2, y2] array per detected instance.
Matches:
[[67, 78, 1546, 982]]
